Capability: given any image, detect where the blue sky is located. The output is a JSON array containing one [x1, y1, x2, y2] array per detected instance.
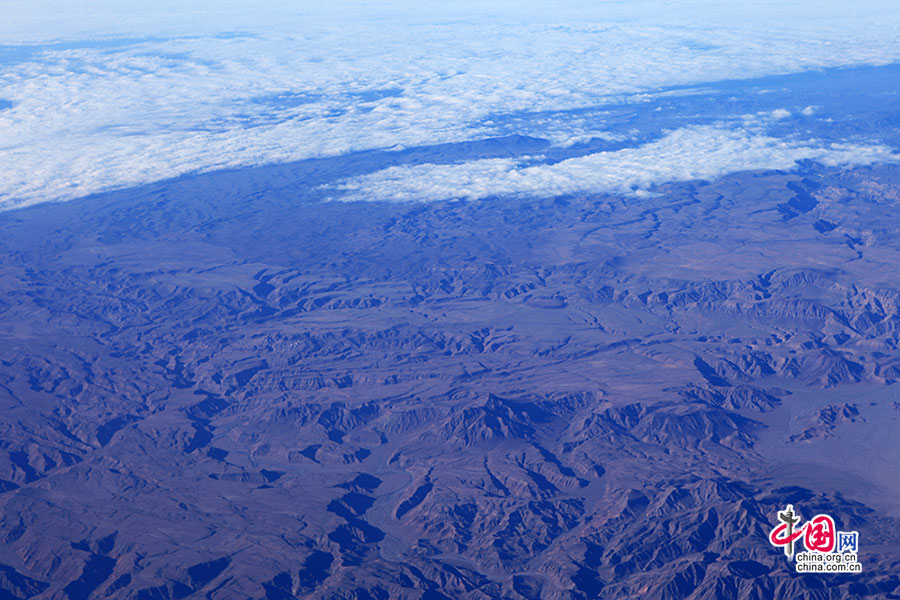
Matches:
[[1, 1, 899, 208]]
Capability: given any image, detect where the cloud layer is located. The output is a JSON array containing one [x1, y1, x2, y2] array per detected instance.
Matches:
[[2, 1, 900, 208], [332, 125, 900, 203]]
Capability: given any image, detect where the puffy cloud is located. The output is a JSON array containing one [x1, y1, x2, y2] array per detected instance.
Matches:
[[332, 125, 900, 203], [2, 1, 900, 208]]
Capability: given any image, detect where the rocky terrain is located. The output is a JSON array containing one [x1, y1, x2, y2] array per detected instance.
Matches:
[[2, 158, 900, 599]]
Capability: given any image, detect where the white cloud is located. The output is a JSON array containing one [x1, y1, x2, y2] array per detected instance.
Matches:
[[771, 108, 792, 119], [1, 1, 900, 209], [332, 125, 900, 203]]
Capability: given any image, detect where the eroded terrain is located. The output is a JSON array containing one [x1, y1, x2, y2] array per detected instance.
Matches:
[[2, 160, 900, 599]]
